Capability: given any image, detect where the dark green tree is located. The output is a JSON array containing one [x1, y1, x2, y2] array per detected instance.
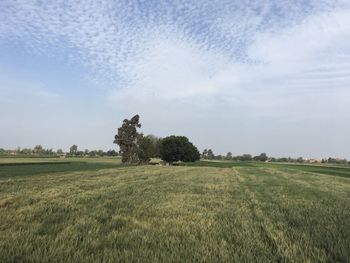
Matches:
[[114, 115, 142, 163], [226, 152, 232, 160], [160, 136, 200, 164]]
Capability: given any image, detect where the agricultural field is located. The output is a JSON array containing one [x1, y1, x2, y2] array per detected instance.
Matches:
[[0, 158, 349, 262]]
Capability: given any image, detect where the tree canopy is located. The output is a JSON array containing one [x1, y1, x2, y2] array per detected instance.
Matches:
[[160, 136, 200, 164]]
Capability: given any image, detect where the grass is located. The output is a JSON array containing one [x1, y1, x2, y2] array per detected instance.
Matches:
[[182, 160, 350, 178], [0, 157, 121, 178], [0, 159, 349, 262]]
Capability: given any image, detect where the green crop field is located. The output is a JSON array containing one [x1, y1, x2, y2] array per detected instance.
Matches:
[[0, 158, 349, 262]]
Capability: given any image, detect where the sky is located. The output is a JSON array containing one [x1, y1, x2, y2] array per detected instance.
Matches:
[[0, 0, 350, 158]]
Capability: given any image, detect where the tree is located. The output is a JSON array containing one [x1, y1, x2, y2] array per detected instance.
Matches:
[[258, 153, 268, 162], [89, 150, 97, 157], [21, 148, 32, 155], [114, 115, 142, 163], [45, 148, 54, 155], [34, 145, 44, 155], [207, 149, 215, 160], [160, 136, 200, 164], [137, 136, 154, 164], [239, 154, 252, 161], [144, 134, 162, 157], [202, 149, 208, 159], [70, 145, 78, 155], [226, 152, 232, 160], [297, 157, 304, 163], [106, 150, 118, 156], [215, 155, 223, 160], [57, 149, 63, 155]]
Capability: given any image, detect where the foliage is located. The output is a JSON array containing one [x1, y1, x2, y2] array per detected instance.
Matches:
[[160, 136, 200, 163], [69, 145, 78, 155], [144, 134, 162, 157], [33, 145, 44, 155], [113, 115, 142, 163], [253, 153, 268, 162], [137, 136, 154, 164], [207, 149, 215, 160]]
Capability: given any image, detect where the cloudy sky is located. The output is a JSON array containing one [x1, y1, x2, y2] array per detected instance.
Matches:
[[1, 0, 350, 158]]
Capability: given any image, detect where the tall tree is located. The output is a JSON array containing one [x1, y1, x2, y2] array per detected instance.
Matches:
[[114, 115, 142, 163], [70, 145, 78, 155]]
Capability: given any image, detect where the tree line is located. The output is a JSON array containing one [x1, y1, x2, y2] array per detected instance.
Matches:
[[0, 145, 118, 157], [201, 149, 349, 164]]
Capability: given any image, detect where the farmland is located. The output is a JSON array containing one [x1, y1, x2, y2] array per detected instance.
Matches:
[[0, 158, 349, 262]]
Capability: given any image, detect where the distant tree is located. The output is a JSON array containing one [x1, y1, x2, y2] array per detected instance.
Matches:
[[21, 148, 32, 155], [70, 145, 78, 155], [45, 148, 54, 155], [89, 150, 97, 157], [278, 157, 289, 162], [57, 149, 64, 155], [207, 149, 215, 160], [258, 153, 268, 162], [106, 150, 118, 156], [202, 149, 208, 159], [0, 148, 5, 154], [225, 152, 232, 160], [34, 145, 44, 155], [84, 149, 89, 155], [114, 115, 142, 163], [239, 154, 252, 161], [327, 157, 336, 163], [297, 157, 304, 163], [160, 136, 200, 164], [215, 155, 223, 160]]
